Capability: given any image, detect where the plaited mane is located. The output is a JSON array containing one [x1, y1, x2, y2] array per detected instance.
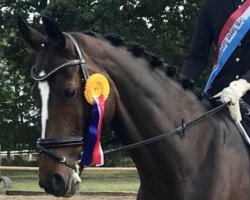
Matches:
[[83, 31, 177, 79]]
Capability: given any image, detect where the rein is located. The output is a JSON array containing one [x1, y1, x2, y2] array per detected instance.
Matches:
[[104, 102, 228, 154]]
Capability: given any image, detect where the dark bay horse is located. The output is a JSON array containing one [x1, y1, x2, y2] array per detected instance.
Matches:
[[17, 17, 250, 200]]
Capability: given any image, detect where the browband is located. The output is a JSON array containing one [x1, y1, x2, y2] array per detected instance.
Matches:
[[31, 59, 85, 81]]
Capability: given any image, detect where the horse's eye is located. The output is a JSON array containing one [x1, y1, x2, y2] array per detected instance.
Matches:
[[63, 88, 76, 99]]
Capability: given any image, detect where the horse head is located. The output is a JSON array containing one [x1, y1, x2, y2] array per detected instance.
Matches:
[[18, 16, 250, 200], [18, 17, 117, 197]]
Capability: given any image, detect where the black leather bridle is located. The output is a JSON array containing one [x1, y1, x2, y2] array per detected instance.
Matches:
[[33, 33, 89, 172], [32, 32, 229, 173]]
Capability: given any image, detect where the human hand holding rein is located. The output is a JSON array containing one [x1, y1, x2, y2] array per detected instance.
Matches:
[[213, 79, 250, 122]]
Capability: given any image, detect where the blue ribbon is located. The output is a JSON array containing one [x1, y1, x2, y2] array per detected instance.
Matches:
[[81, 100, 99, 166]]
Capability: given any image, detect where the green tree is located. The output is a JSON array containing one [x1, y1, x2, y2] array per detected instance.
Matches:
[[42, 0, 202, 65], [0, 0, 48, 151], [0, 0, 203, 155]]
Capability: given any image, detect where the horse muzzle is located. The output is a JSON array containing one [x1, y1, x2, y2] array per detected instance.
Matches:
[[40, 170, 81, 197]]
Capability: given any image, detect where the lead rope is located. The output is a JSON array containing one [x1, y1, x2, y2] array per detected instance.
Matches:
[[104, 103, 228, 154]]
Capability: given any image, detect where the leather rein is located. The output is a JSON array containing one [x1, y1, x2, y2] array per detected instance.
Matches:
[[104, 102, 227, 154]]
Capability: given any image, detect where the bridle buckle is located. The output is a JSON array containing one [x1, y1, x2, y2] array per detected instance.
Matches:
[[60, 157, 66, 163]]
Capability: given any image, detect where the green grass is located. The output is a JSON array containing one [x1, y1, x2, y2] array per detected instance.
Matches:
[[0, 170, 140, 192]]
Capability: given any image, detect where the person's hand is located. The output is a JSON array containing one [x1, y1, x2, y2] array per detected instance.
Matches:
[[213, 79, 250, 122]]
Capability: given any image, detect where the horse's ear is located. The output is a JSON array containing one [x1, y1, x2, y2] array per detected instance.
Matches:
[[17, 16, 46, 51], [42, 16, 65, 48]]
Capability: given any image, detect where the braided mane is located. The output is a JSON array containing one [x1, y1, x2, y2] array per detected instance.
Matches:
[[83, 31, 177, 78]]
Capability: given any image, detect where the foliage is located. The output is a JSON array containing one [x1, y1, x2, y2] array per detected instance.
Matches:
[[42, 0, 202, 65], [0, 0, 204, 156], [0, 0, 43, 151]]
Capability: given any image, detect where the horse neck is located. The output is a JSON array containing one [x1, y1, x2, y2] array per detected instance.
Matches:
[[78, 33, 206, 137], [79, 34, 245, 197]]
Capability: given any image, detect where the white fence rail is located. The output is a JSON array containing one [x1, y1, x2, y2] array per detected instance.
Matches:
[[0, 166, 137, 171], [0, 149, 38, 161]]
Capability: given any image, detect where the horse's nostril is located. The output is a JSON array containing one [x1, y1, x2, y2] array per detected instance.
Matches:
[[48, 173, 66, 196]]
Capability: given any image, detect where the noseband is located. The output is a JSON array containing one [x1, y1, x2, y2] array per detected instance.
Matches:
[[33, 33, 89, 171]]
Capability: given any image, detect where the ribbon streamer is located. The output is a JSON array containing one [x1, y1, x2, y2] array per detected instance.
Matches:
[[81, 95, 105, 166]]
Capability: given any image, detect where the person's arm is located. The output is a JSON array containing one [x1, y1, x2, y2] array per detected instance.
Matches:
[[180, 1, 214, 82]]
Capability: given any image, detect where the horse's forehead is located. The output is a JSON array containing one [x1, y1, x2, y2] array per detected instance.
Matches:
[[35, 47, 66, 73]]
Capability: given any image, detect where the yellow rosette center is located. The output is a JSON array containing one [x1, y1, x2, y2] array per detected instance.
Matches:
[[84, 73, 110, 104]]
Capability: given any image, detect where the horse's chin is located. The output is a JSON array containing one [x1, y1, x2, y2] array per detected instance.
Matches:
[[62, 171, 82, 197], [44, 178, 80, 197], [64, 177, 81, 197], [62, 185, 79, 197], [43, 171, 81, 197]]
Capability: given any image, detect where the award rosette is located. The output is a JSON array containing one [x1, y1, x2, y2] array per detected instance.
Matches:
[[81, 73, 110, 167], [84, 73, 110, 105]]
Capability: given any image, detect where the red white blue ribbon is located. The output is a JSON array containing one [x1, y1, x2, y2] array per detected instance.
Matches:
[[81, 95, 105, 166], [204, 0, 250, 93]]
